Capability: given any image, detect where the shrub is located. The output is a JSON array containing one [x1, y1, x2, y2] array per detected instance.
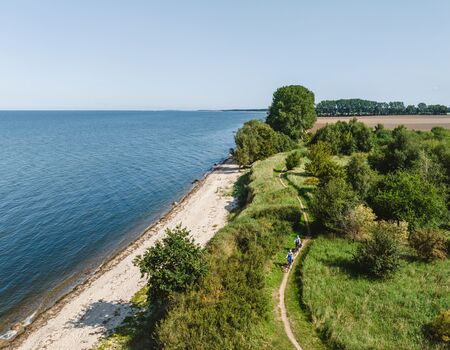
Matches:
[[285, 150, 302, 170], [133, 225, 207, 304], [426, 309, 450, 343], [409, 228, 448, 261], [310, 118, 374, 155], [343, 204, 376, 241], [345, 153, 377, 200], [354, 222, 402, 278], [306, 141, 344, 184], [368, 125, 420, 173], [233, 120, 295, 166], [266, 85, 317, 140], [310, 177, 359, 234], [369, 170, 448, 230]]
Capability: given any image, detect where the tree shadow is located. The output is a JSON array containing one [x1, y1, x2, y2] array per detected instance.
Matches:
[[67, 299, 133, 331]]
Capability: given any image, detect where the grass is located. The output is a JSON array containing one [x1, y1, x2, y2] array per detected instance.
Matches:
[[96, 150, 329, 349], [302, 236, 450, 350]]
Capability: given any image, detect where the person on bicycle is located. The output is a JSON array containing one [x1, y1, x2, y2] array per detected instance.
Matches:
[[286, 249, 294, 269]]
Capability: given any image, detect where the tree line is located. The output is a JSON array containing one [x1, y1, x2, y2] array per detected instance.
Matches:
[[316, 98, 449, 116]]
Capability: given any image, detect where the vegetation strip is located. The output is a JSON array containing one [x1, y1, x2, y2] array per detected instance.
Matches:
[[277, 172, 311, 350]]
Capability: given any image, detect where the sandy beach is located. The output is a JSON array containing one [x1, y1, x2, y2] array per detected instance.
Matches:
[[7, 160, 241, 350], [313, 115, 450, 131]]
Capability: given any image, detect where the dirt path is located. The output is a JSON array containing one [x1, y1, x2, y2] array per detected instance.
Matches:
[[277, 172, 311, 350]]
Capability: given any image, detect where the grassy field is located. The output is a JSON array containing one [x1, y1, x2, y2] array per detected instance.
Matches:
[[242, 151, 324, 348], [302, 236, 450, 350]]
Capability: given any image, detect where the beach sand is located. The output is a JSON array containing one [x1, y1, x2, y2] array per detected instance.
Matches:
[[9, 160, 241, 350]]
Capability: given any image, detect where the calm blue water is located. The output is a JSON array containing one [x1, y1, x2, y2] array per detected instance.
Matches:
[[0, 110, 262, 335]]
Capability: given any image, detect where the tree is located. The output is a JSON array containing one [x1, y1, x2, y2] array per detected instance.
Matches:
[[133, 225, 207, 304], [233, 120, 295, 166], [369, 126, 420, 173], [353, 221, 402, 278], [346, 153, 377, 200], [266, 85, 317, 140], [285, 150, 302, 170], [310, 177, 359, 234], [369, 171, 448, 229], [306, 141, 344, 183], [311, 118, 374, 155], [417, 102, 428, 114], [343, 204, 376, 241]]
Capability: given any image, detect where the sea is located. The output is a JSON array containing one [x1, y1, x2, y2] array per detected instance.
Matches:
[[0, 110, 263, 339]]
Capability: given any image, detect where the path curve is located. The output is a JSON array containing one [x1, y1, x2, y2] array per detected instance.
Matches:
[[277, 172, 311, 350]]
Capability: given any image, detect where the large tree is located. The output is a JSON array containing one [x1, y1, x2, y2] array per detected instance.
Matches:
[[266, 85, 316, 140]]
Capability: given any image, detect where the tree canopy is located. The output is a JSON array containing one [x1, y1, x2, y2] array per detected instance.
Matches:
[[133, 225, 207, 304], [233, 119, 295, 166], [266, 85, 317, 140], [369, 171, 448, 229], [316, 99, 449, 116]]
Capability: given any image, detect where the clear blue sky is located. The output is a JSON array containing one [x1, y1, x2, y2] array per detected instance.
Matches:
[[0, 0, 449, 109]]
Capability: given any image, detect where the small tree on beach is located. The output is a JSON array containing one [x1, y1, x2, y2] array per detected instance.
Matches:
[[133, 225, 207, 304]]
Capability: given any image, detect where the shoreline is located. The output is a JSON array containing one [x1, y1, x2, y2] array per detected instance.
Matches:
[[3, 157, 239, 350]]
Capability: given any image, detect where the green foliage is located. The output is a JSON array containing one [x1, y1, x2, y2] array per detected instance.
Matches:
[[369, 125, 420, 173], [285, 150, 302, 170], [311, 118, 374, 155], [354, 221, 402, 278], [369, 170, 448, 229], [346, 153, 377, 200], [310, 177, 358, 234], [154, 153, 306, 349], [427, 309, 450, 343], [233, 119, 295, 166], [343, 204, 376, 241], [266, 85, 317, 140], [409, 228, 448, 262], [305, 141, 344, 184], [412, 150, 448, 186], [315, 98, 448, 116], [133, 225, 207, 304]]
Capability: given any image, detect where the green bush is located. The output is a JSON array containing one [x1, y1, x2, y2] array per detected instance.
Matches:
[[345, 153, 378, 200], [233, 119, 295, 166], [285, 150, 302, 170], [133, 225, 207, 304], [409, 228, 448, 262], [311, 118, 374, 155], [306, 141, 344, 184], [427, 309, 450, 343], [310, 177, 358, 234], [369, 170, 448, 230], [354, 222, 402, 278]]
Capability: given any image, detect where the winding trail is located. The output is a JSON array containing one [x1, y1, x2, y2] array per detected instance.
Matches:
[[277, 172, 311, 350]]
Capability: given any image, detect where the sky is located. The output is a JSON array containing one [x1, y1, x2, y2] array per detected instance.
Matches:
[[0, 0, 449, 110]]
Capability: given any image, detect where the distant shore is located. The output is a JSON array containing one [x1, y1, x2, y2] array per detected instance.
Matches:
[[4, 159, 241, 350], [313, 115, 450, 131]]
